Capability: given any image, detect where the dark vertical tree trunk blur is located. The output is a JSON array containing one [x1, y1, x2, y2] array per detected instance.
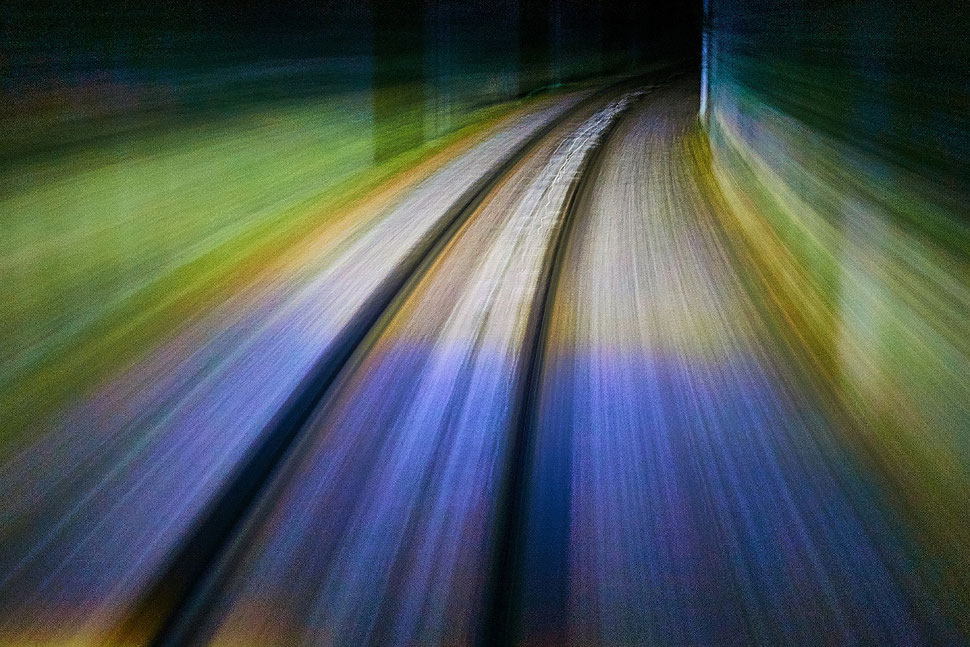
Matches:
[[371, 0, 426, 162], [518, 0, 551, 95]]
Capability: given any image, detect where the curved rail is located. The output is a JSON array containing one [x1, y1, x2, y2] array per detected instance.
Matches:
[[113, 69, 679, 647]]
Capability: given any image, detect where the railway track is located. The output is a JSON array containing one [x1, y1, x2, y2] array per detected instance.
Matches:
[[111, 71, 676, 647], [3, 66, 968, 647]]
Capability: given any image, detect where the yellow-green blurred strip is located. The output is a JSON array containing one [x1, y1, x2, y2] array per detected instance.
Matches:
[[0, 90, 568, 444]]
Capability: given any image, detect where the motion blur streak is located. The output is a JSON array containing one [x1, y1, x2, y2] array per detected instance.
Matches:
[[705, 0, 970, 634], [516, 80, 962, 646], [1, 0, 968, 645], [0, 92, 589, 645], [195, 91, 640, 647]]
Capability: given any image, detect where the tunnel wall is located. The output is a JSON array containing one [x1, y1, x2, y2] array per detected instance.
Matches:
[[704, 0, 970, 631]]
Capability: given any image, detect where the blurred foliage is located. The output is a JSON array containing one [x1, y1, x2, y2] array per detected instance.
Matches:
[[1, 1, 671, 437], [706, 0, 970, 633]]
